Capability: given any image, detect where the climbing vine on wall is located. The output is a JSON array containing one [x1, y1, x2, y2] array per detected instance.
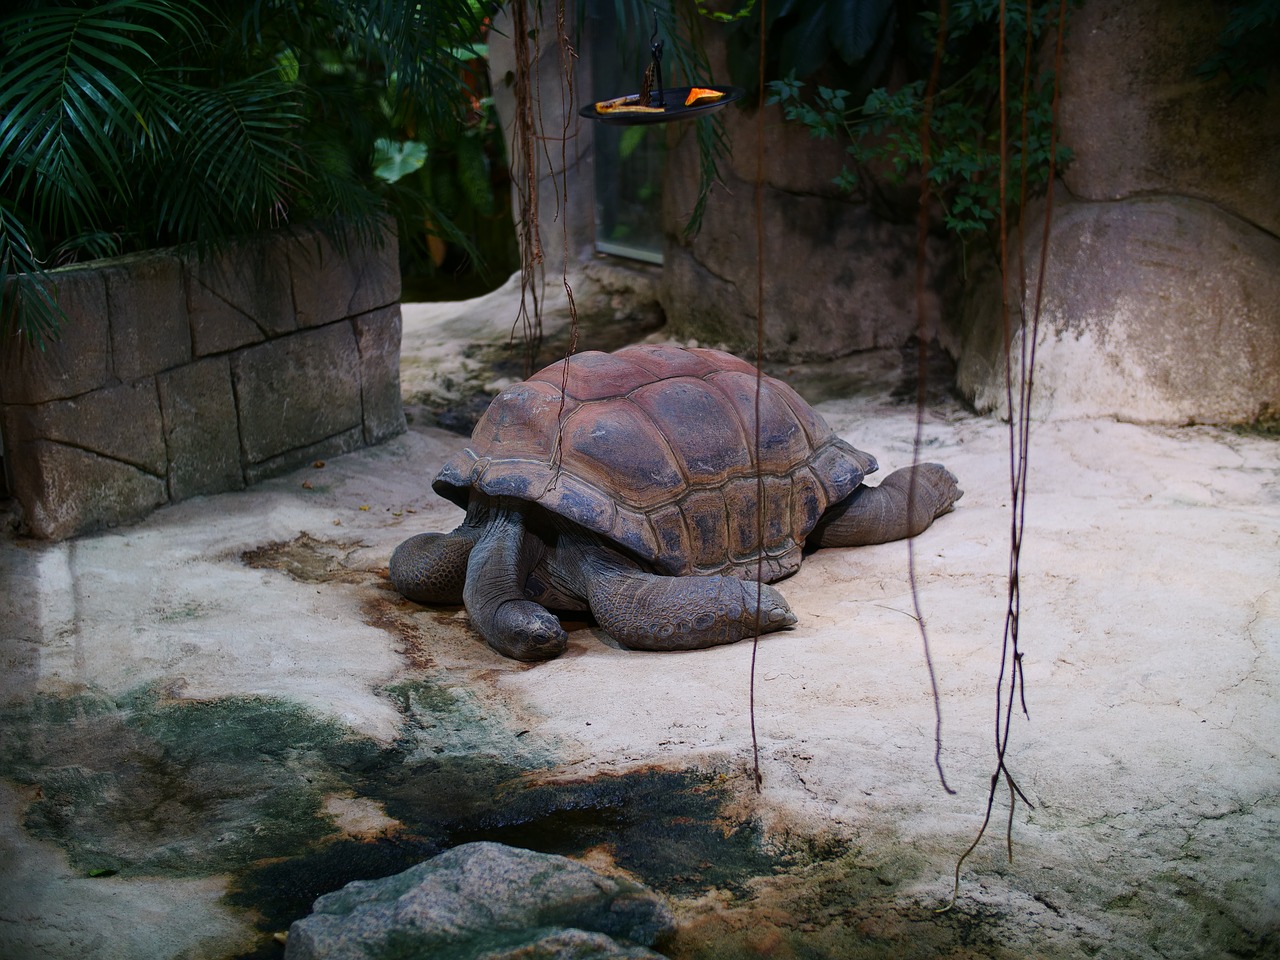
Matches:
[[766, 0, 1074, 250]]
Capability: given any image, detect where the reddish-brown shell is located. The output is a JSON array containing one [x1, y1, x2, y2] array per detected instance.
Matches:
[[433, 344, 876, 582]]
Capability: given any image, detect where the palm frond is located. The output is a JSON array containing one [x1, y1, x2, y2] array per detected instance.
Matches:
[[0, 204, 61, 345], [0, 2, 204, 196], [136, 68, 308, 242]]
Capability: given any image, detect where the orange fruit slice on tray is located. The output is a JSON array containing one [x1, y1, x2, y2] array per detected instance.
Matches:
[[595, 95, 664, 114], [684, 87, 725, 106]]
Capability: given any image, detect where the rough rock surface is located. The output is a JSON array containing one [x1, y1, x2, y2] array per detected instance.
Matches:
[[659, 99, 955, 363], [1, 282, 1277, 960], [284, 842, 672, 960], [957, 194, 1280, 423], [1058, 0, 1280, 237], [954, 0, 1280, 423]]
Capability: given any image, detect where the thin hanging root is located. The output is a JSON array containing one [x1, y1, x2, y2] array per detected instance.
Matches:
[[748, 0, 769, 795], [937, 766, 1035, 913], [939, 0, 1069, 909], [510, 0, 542, 375], [546, 0, 578, 484], [912, 0, 956, 800]]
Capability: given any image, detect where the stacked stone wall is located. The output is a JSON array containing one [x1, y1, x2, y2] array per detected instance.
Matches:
[[0, 226, 406, 539]]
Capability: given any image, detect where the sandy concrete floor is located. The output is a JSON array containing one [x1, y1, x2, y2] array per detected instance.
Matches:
[[2, 285, 1277, 959]]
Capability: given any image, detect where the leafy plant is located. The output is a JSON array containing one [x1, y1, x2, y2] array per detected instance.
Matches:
[[1198, 0, 1280, 96], [0, 0, 492, 343], [766, 1, 1073, 249], [727, 0, 896, 98]]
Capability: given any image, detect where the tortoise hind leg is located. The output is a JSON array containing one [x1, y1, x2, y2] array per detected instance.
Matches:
[[588, 572, 796, 651], [547, 523, 795, 651], [808, 463, 962, 548]]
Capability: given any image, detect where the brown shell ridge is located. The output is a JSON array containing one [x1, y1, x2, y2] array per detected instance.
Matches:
[[435, 435, 866, 573]]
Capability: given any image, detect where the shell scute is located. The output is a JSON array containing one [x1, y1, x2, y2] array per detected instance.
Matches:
[[530, 350, 659, 401], [725, 475, 792, 563], [650, 503, 692, 573], [707, 370, 813, 469], [790, 466, 826, 537], [561, 400, 684, 507], [629, 377, 751, 483], [677, 487, 732, 572]]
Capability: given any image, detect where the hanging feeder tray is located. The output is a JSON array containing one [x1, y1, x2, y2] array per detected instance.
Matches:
[[580, 85, 744, 125], [580, 11, 741, 126]]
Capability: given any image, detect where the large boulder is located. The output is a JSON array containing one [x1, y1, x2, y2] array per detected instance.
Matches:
[[657, 23, 955, 362], [661, 148, 954, 361], [954, 0, 1280, 423], [956, 194, 1280, 423], [284, 842, 674, 960]]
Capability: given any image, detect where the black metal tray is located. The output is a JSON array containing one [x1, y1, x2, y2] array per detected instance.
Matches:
[[579, 86, 743, 125]]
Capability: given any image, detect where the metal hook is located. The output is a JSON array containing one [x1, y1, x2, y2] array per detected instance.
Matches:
[[648, 8, 665, 107]]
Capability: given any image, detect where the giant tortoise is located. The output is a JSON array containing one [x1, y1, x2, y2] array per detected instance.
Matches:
[[390, 344, 961, 660]]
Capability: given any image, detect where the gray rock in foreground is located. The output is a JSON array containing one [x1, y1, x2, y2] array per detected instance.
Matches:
[[284, 841, 673, 960]]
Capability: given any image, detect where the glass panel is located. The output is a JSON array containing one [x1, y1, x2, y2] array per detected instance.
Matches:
[[587, 2, 666, 262]]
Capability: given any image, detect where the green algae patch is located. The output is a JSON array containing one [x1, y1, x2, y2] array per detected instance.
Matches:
[[380, 679, 556, 766], [0, 681, 833, 959], [0, 688, 377, 877]]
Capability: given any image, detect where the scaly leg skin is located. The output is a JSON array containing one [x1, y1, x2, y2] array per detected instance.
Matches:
[[462, 497, 567, 661], [582, 559, 796, 651], [808, 463, 963, 548], [389, 528, 480, 605]]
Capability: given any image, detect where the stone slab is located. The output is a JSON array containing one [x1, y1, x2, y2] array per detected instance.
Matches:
[[158, 356, 245, 500], [290, 225, 401, 330], [103, 252, 191, 380], [0, 267, 111, 405], [243, 425, 365, 485], [186, 236, 296, 357], [352, 306, 407, 445], [3, 379, 167, 477], [232, 323, 363, 467], [0, 433, 167, 540]]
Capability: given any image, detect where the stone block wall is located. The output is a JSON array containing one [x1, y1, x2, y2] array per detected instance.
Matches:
[[0, 225, 406, 539]]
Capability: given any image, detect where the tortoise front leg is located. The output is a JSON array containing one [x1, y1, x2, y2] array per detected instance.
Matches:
[[389, 496, 493, 604], [390, 528, 481, 604], [808, 463, 962, 548], [462, 497, 568, 661]]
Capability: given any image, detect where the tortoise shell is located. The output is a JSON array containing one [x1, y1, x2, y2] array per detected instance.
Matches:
[[433, 344, 876, 582]]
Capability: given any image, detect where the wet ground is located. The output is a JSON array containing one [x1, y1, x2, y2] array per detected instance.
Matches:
[[2, 282, 1278, 959]]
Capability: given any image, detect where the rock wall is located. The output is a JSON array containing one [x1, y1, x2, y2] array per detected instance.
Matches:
[[0, 226, 406, 539], [659, 30, 956, 361], [956, 0, 1280, 423], [487, 2, 597, 268]]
